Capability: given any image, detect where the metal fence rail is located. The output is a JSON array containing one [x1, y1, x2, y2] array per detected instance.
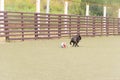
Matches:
[[0, 11, 120, 41]]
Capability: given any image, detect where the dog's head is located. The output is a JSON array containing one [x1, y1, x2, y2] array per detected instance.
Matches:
[[77, 34, 81, 40], [76, 34, 80, 37]]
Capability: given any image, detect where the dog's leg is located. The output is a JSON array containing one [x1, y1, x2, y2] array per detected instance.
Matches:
[[72, 42, 76, 47], [72, 42, 75, 47], [75, 42, 79, 47]]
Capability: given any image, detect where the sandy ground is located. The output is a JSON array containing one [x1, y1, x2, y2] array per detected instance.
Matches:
[[0, 36, 120, 80]]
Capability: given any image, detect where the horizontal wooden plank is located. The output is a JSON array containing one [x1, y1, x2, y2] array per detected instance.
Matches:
[[8, 36, 60, 40]]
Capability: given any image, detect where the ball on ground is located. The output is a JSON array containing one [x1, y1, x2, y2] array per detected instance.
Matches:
[[61, 42, 67, 48]]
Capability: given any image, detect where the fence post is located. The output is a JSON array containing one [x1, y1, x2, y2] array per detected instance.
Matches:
[[4, 12, 9, 41], [86, 16, 89, 36], [48, 14, 50, 38], [92, 17, 95, 36], [0, 12, 5, 36], [100, 17, 103, 36], [103, 17, 106, 35], [21, 13, 24, 41], [118, 18, 120, 34], [64, 15, 68, 33], [106, 17, 109, 35], [58, 15, 61, 38], [34, 13, 39, 40], [77, 16, 80, 35], [113, 18, 115, 35], [69, 15, 71, 37]]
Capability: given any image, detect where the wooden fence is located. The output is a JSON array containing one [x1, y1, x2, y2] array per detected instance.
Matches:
[[0, 11, 120, 41]]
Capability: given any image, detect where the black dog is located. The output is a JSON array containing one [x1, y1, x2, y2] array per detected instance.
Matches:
[[70, 34, 81, 47]]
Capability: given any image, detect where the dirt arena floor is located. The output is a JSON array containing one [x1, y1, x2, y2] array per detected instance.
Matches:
[[0, 36, 120, 80]]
